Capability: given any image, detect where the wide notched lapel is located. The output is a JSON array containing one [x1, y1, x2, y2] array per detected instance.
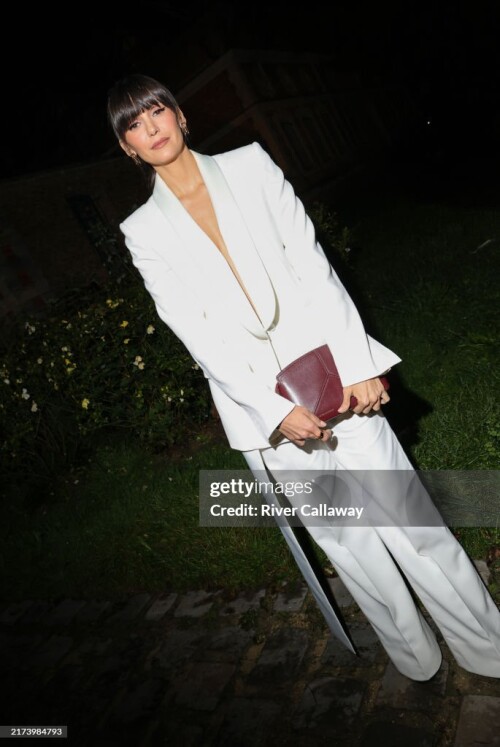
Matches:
[[151, 150, 277, 337]]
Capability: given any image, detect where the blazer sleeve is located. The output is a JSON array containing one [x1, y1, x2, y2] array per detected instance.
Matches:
[[120, 223, 296, 441], [252, 141, 401, 387]]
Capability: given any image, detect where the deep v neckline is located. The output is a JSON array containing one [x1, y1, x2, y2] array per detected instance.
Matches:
[[175, 179, 264, 324], [151, 148, 278, 337], [177, 181, 226, 256]]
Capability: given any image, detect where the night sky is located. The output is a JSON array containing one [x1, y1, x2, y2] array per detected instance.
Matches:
[[3, 1, 500, 180]]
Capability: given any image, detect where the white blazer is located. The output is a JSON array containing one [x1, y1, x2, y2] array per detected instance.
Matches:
[[120, 142, 403, 650], [119, 141, 401, 452]]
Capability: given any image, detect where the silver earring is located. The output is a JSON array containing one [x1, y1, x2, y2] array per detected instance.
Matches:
[[130, 153, 141, 166], [181, 122, 190, 138]]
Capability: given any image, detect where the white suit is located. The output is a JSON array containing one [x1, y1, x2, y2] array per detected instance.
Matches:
[[120, 141, 500, 680]]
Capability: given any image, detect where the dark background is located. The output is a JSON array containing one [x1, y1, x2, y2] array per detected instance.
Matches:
[[2, 0, 500, 180]]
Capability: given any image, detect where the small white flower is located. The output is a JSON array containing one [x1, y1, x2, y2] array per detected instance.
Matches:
[[146, 324, 155, 334], [3, 379, 9, 385], [31, 402, 38, 412], [21, 388, 30, 400], [37, 358, 43, 364]]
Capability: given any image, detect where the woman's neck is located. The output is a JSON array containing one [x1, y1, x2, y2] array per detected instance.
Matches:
[[155, 146, 203, 199]]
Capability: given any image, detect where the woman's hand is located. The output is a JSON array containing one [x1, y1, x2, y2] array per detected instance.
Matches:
[[338, 377, 389, 415], [277, 406, 333, 446]]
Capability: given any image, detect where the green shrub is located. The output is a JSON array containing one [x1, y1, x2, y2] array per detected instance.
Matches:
[[308, 201, 353, 267], [0, 275, 211, 495]]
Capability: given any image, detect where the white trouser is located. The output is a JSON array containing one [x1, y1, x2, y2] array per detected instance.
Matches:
[[243, 411, 500, 680]]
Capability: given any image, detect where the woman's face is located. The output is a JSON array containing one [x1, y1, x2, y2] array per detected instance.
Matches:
[[120, 103, 185, 166]]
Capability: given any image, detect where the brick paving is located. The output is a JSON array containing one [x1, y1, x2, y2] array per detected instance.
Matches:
[[1, 573, 500, 747]]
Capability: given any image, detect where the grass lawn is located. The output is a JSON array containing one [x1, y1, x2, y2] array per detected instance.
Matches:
[[1, 433, 303, 600], [1, 159, 499, 601]]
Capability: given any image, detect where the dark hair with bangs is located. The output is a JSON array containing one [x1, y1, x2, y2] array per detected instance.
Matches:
[[107, 73, 184, 188], [107, 73, 181, 140]]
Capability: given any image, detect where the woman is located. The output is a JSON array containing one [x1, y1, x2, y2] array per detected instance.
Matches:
[[108, 73, 500, 681]]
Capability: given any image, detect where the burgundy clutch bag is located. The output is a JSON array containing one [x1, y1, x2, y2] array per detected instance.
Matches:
[[275, 344, 389, 422]]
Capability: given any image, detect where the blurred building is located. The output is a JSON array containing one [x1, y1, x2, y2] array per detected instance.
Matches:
[[0, 159, 148, 323], [175, 48, 419, 198]]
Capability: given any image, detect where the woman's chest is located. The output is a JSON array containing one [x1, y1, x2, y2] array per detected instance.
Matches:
[[179, 184, 226, 256], [178, 183, 261, 318]]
